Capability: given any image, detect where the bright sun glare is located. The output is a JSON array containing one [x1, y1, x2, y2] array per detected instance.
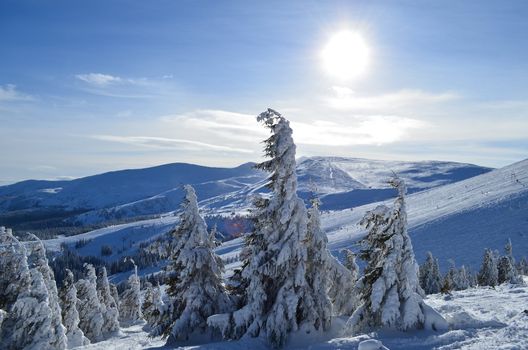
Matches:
[[322, 30, 369, 80]]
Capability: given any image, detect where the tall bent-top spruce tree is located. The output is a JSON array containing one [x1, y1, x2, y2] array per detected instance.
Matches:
[[208, 108, 326, 348]]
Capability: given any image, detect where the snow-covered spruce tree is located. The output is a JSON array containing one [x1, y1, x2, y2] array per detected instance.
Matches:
[[326, 247, 359, 318], [344, 249, 360, 280], [303, 197, 332, 331], [441, 260, 457, 293], [76, 263, 104, 342], [2, 269, 56, 350], [152, 185, 207, 336], [498, 239, 513, 284], [110, 283, 120, 309], [478, 249, 498, 287], [222, 243, 251, 312], [346, 178, 447, 333], [497, 257, 519, 285], [142, 282, 165, 329], [142, 282, 155, 323], [0, 227, 32, 312], [0, 228, 60, 349], [209, 224, 222, 248], [119, 263, 143, 324], [208, 109, 326, 347], [468, 268, 478, 287], [498, 239, 522, 284], [505, 238, 514, 261], [161, 185, 229, 342], [0, 309, 5, 329], [327, 248, 360, 317], [97, 267, 120, 334], [518, 257, 528, 276], [440, 275, 453, 294], [419, 252, 442, 295], [455, 266, 470, 291], [59, 269, 90, 347], [327, 254, 358, 317], [27, 234, 68, 349]]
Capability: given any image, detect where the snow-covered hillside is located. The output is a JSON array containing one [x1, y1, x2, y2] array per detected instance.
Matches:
[[44, 215, 180, 262], [203, 157, 492, 213], [45, 158, 526, 274], [298, 157, 490, 193], [0, 157, 490, 230], [0, 162, 262, 229], [0, 163, 260, 211], [323, 158, 528, 270]]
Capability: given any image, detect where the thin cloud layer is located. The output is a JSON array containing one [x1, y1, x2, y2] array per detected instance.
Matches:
[[327, 87, 459, 111], [293, 116, 427, 146], [74, 73, 179, 99], [160, 110, 268, 144], [0, 84, 33, 102], [161, 109, 426, 148], [91, 134, 254, 154], [76, 73, 123, 86]]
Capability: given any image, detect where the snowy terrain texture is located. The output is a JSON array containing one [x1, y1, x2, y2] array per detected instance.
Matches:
[[77, 279, 528, 349]]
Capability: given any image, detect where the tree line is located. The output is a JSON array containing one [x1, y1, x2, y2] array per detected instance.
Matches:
[[419, 239, 526, 295]]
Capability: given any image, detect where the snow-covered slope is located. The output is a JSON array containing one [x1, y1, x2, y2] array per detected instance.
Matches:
[[44, 215, 180, 261], [0, 162, 261, 211], [199, 157, 491, 214], [0, 162, 263, 229], [44, 159, 526, 274], [298, 157, 490, 192], [324, 158, 528, 270]]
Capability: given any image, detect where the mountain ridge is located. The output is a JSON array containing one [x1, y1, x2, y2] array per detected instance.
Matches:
[[0, 157, 492, 234]]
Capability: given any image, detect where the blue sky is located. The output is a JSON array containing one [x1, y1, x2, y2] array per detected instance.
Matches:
[[1, 0, 527, 184]]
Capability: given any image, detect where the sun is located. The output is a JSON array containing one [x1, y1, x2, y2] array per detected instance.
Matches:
[[322, 30, 369, 80]]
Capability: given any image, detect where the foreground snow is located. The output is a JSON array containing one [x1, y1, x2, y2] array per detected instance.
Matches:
[[79, 280, 528, 349], [79, 322, 164, 349]]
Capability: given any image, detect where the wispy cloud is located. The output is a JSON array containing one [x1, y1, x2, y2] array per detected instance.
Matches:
[[0, 84, 34, 102], [29, 165, 57, 172], [75, 73, 123, 86], [75, 73, 162, 88], [91, 134, 254, 154], [327, 87, 459, 111], [74, 73, 178, 99], [161, 109, 267, 142], [161, 109, 426, 147], [293, 116, 427, 146]]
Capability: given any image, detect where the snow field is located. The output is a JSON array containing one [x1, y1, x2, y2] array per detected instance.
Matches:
[[78, 280, 528, 349]]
